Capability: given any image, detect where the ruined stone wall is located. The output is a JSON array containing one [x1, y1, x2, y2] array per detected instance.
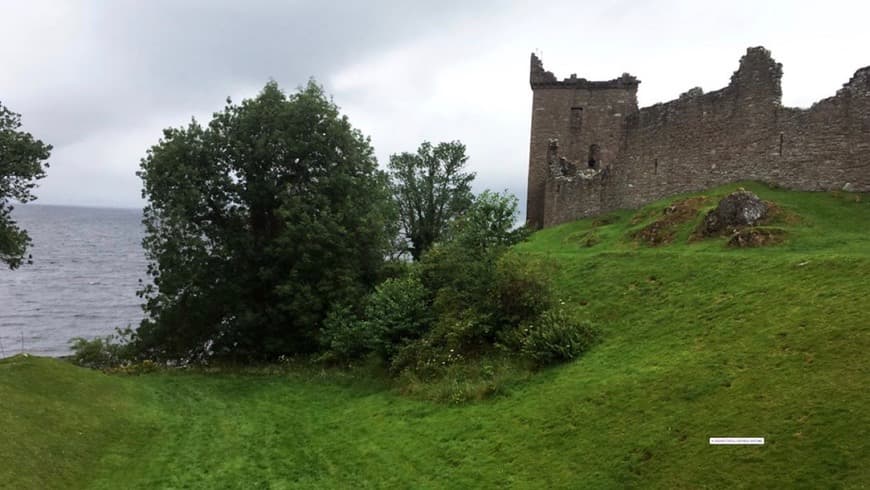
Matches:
[[527, 54, 639, 228], [528, 47, 870, 228]]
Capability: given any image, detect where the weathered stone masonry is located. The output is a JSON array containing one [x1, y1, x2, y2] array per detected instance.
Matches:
[[526, 47, 870, 228]]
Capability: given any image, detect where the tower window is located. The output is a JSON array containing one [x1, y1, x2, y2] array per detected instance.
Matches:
[[570, 107, 583, 130], [587, 144, 600, 169]]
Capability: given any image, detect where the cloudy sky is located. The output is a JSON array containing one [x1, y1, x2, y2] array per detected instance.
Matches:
[[3, 0, 869, 213]]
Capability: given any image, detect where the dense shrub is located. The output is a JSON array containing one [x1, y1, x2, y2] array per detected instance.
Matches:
[[69, 331, 134, 369], [320, 275, 433, 363], [490, 253, 553, 330], [364, 274, 434, 360], [517, 308, 597, 367], [390, 332, 466, 381], [387, 191, 579, 377], [320, 188, 597, 387], [318, 304, 370, 363], [418, 191, 532, 328], [413, 250, 552, 359]]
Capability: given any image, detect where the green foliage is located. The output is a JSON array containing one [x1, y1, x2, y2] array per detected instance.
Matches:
[[363, 274, 434, 360], [418, 191, 527, 315], [318, 304, 369, 363], [391, 191, 560, 377], [388, 140, 475, 260], [389, 316, 473, 379], [69, 328, 137, 369], [319, 189, 541, 374], [0, 101, 52, 269], [444, 190, 528, 253], [421, 191, 538, 327], [516, 308, 597, 367], [320, 275, 434, 363], [490, 252, 554, 329], [136, 81, 393, 361], [69, 336, 125, 369]]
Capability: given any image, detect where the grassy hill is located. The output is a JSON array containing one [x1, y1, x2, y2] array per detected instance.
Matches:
[[1, 182, 868, 488]]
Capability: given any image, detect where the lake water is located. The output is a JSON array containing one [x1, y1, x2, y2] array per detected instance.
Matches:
[[0, 204, 147, 357]]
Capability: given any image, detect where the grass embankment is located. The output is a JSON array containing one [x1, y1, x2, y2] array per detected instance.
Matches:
[[1, 182, 868, 488]]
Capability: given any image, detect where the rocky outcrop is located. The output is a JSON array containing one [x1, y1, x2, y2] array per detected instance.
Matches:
[[701, 190, 768, 235]]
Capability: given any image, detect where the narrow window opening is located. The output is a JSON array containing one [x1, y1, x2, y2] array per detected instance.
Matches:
[[570, 107, 583, 130], [654, 159, 658, 175], [779, 132, 784, 156], [587, 144, 600, 169]]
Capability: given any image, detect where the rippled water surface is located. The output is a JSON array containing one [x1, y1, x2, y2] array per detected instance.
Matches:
[[0, 204, 147, 357]]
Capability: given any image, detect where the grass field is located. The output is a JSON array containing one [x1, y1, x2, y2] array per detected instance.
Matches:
[[1, 182, 868, 488]]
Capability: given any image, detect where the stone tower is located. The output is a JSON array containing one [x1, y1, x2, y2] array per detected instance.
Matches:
[[526, 53, 640, 229]]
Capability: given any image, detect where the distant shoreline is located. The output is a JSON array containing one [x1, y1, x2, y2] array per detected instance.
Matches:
[[11, 202, 143, 212]]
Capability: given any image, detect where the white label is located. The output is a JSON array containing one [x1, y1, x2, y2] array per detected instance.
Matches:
[[709, 437, 765, 445]]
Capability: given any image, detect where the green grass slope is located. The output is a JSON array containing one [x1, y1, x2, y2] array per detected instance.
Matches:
[[0, 355, 159, 489], [1, 182, 868, 488]]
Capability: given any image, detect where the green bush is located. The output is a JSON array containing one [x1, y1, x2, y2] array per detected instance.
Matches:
[[318, 304, 370, 363], [389, 311, 489, 379], [318, 189, 595, 390], [69, 331, 134, 369], [390, 333, 465, 381], [443, 190, 527, 252], [490, 253, 553, 330], [517, 308, 597, 367], [417, 191, 524, 312], [364, 274, 433, 360], [388, 192, 559, 379], [412, 251, 552, 361], [320, 275, 433, 363]]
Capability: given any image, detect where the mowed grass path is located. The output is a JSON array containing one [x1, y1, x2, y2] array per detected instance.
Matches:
[[1, 182, 868, 488]]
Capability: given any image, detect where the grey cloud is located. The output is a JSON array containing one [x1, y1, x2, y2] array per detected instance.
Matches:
[[18, 1, 500, 146], [3, 1, 501, 206], [3, 0, 869, 209]]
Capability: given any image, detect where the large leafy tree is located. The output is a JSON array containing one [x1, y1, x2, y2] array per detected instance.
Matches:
[[0, 102, 52, 269], [136, 81, 393, 360], [388, 141, 475, 260]]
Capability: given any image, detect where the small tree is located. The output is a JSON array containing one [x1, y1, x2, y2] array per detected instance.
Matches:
[[388, 141, 475, 260], [444, 190, 527, 254], [0, 102, 52, 269], [419, 191, 529, 319], [136, 81, 394, 360]]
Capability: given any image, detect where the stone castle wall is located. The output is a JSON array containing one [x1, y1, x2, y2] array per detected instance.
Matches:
[[527, 47, 870, 228]]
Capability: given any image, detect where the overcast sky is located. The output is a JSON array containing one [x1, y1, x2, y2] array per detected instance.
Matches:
[[3, 0, 869, 213]]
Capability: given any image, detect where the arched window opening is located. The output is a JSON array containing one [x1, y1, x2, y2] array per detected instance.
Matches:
[[587, 144, 600, 169]]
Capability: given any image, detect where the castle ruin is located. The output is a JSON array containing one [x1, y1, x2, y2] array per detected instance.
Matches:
[[526, 47, 870, 228]]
